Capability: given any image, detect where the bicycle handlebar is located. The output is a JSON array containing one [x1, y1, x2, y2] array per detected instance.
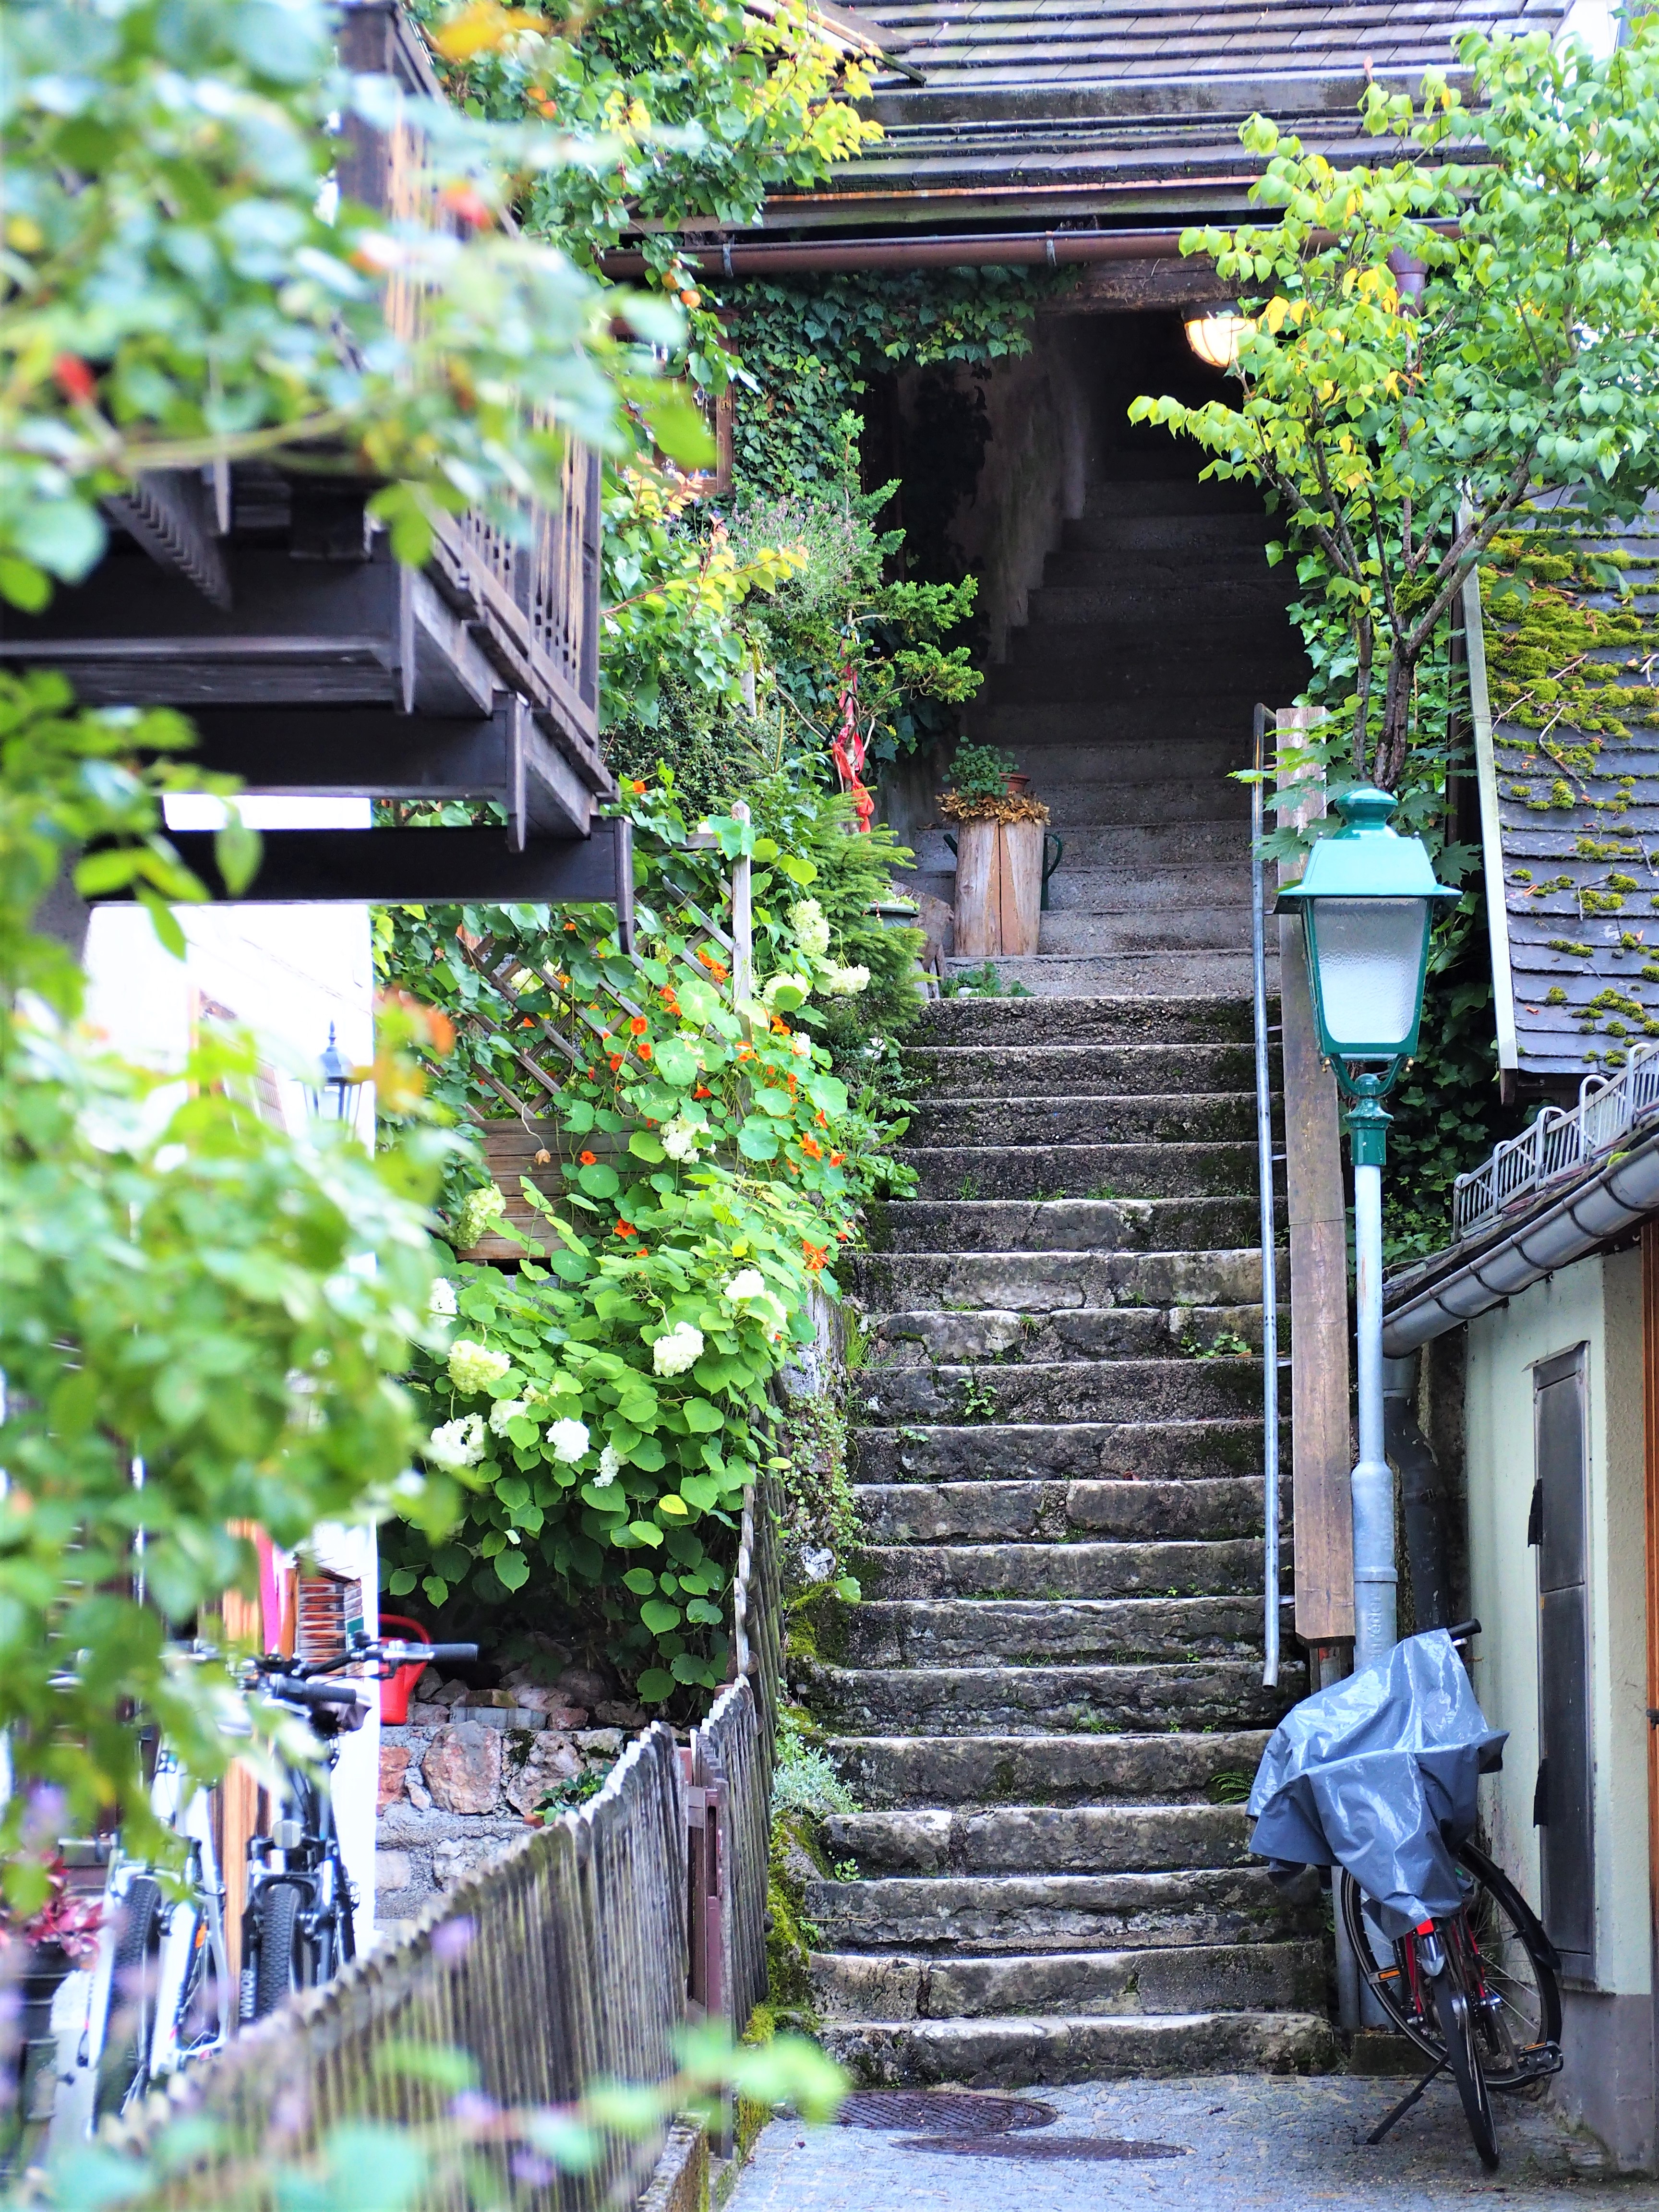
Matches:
[[273, 1678, 364, 1709]]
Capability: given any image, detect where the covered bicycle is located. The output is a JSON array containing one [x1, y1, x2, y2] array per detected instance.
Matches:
[[1249, 1626, 1562, 2171]]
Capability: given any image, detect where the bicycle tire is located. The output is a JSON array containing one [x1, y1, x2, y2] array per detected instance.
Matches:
[[95, 1876, 164, 2122], [1338, 1841, 1561, 2091], [248, 1885, 308, 2021], [1435, 1969, 1501, 2171]]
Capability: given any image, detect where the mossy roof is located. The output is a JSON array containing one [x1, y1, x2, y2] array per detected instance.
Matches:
[[1483, 493, 1659, 1085]]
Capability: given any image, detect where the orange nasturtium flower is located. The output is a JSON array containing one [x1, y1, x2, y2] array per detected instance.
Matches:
[[637, 1042, 653, 1061], [614, 1220, 637, 1238], [800, 1136, 822, 1159], [802, 1239, 828, 1272], [628, 1015, 649, 1035], [579, 1150, 598, 1166], [830, 1151, 845, 1166], [609, 1053, 624, 1072]]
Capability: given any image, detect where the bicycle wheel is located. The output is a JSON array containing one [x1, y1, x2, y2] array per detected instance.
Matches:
[[95, 1876, 163, 2121], [247, 1884, 308, 2021], [1435, 1965, 1501, 2171], [1338, 1842, 1562, 2091]]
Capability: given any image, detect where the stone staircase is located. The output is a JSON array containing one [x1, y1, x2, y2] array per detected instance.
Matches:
[[796, 993, 1334, 2086], [922, 467, 1309, 995]]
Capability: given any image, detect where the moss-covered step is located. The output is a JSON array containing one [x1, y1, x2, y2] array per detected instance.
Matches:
[[839, 1594, 1267, 1671], [825, 1729, 1272, 1810], [816, 2009, 1336, 2088], [850, 1425, 1277, 1486], [901, 1041, 1261, 1098], [913, 996, 1259, 1048], [868, 1305, 1277, 1366], [897, 1141, 1257, 1202], [852, 1357, 1267, 1427], [802, 1865, 1316, 1956], [822, 1802, 1252, 1878], [851, 1248, 1267, 1314], [903, 1094, 1262, 1147], [809, 1939, 1324, 2023], [803, 1658, 1299, 1737], [856, 1536, 1269, 1602]]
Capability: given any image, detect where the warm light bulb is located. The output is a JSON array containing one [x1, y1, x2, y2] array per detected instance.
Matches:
[[1184, 310, 1257, 372]]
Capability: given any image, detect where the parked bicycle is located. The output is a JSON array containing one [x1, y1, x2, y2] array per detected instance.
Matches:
[[1250, 1621, 1562, 2172], [239, 1635, 475, 2021]]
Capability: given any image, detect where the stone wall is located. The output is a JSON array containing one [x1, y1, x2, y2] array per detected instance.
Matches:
[[375, 1703, 628, 1931]]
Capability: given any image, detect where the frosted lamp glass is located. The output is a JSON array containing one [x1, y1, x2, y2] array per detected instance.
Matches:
[[1310, 897, 1429, 1052]]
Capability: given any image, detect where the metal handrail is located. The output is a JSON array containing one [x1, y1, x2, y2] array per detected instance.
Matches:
[[1251, 702, 1281, 1690], [1451, 1040, 1659, 1241]]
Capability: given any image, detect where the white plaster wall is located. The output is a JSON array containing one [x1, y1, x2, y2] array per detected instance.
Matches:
[[1464, 1250, 1650, 1995], [80, 794, 383, 1937]]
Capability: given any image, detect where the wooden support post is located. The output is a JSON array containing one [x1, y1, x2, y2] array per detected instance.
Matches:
[[953, 818, 1043, 958], [730, 800, 754, 1020], [1276, 721, 1357, 1648]]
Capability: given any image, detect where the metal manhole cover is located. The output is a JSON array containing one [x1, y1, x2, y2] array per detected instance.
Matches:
[[903, 2136, 1189, 2163], [837, 2092, 1058, 2135]]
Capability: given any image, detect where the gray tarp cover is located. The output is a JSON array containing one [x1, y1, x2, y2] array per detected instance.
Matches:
[[1248, 1631, 1507, 1937]]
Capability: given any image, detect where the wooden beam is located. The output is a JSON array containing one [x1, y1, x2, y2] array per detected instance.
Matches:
[[1039, 257, 1233, 314], [87, 821, 635, 913]]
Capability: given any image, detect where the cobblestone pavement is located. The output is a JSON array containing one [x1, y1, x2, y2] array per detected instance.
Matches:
[[729, 2075, 1659, 2212]]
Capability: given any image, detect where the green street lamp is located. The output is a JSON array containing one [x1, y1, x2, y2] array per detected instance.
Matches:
[[1277, 787, 1458, 1670]]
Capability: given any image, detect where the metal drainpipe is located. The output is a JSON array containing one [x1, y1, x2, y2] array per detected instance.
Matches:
[[1350, 1139, 1397, 1672]]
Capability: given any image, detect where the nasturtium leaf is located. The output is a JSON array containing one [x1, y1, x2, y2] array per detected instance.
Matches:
[[575, 1162, 620, 1198], [805, 1072, 848, 1116], [628, 1131, 666, 1163], [652, 1037, 699, 1085], [736, 1120, 779, 1161]]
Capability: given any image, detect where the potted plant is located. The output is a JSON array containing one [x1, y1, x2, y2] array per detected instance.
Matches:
[[939, 745, 1049, 959]]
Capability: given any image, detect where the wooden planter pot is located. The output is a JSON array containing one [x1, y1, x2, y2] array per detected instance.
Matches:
[[953, 817, 1044, 959]]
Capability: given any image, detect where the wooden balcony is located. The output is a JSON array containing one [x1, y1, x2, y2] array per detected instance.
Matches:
[[2, 1, 618, 913]]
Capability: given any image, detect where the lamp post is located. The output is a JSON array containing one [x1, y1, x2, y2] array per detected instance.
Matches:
[[1278, 788, 1458, 1670], [305, 1023, 364, 1131]]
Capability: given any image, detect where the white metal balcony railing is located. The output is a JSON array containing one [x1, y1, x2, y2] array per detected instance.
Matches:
[[1451, 1042, 1659, 1242]]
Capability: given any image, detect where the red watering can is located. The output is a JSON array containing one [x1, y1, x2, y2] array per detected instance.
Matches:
[[379, 1613, 432, 1724]]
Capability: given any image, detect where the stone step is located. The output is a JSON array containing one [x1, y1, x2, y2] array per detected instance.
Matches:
[[992, 736, 1247, 785], [857, 1537, 1269, 1601], [964, 704, 1286, 754], [803, 1864, 1313, 1954], [941, 952, 1265, 996], [869, 1305, 1272, 1365], [1042, 550, 1280, 591], [898, 1142, 1256, 1202], [816, 2009, 1337, 2088], [1079, 479, 1268, 518], [853, 1477, 1273, 1544], [839, 1596, 1267, 1670], [823, 1802, 1252, 1877], [914, 995, 1258, 1047], [915, 821, 1254, 873], [904, 1093, 1264, 1148], [867, 1196, 1269, 1253], [960, 776, 1250, 828], [810, 1940, 1325, 2024], [804, 1657, 1301, 1736], [851, 1247, 1266, 1312], [1065, 502, 1268, 541], [827, 1730, 1272, 1808], [1028, 582, 1293, 626], [1036, 910, 1256, 957], [986, 647, 1305, 707], [852, 1358, 1265, 1428], [902, 1041, 1264, 1096]]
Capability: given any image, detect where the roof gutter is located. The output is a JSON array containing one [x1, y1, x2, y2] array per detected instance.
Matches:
[[1380, 1122, 1659, 1355], [599, 216, 1460, 282]]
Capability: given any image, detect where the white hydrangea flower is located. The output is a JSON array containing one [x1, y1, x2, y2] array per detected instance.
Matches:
[[652, 1322, 705, 1377], [593, 1443, 622, 1490], [428, 1276, 457, 1318], [788, 1033, 813, 1058], [723, 1268, 766, 1304], [427, 1414, 486, 1470], [488, 1397, 528, 1436], [761, 970, 813, 1010], [825, 965, 870, 997], [789, 898, 831, 961], [453, 1182, 508, 1248], [448, 1338, 514, 1395], [546, 1417, 590, 1464], [661, 1117, 701, 1163]]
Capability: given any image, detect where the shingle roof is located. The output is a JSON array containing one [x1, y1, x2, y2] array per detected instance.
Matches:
[[1479, 495, 1659, 1089], [777, 0, 1564, 226]]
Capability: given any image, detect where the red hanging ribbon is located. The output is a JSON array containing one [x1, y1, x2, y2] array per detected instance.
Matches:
[[830, 653, 875, 833]]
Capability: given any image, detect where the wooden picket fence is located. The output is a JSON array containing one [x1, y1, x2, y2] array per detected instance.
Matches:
[[117, 1473, 784, 2210]]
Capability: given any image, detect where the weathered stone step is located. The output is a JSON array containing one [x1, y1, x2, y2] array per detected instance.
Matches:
[[810, 1940, 1324, 2023], [852, 1247, 1266, 1313], [854, 1477, 1275, 1549], [1036, 909, 1256, 957], [852, 1421, 1276, 1485], [857, 1537, 1268, 1601], [803, 1864, 1313, 1955], [805, 1658, 1299, 1736], [986, 651, 1304, 709], [1029, 582, 1291, 626], [914, 996, 1257, 1047], [816, 2009, 1336, 2088], [1066, 499, 1267, 539], [823, 1802, 1252, 1877], [840, 1596, 1266, 1670], [904, 1093, 1263, 1147], [901, 1043, 1261, 1097], [827, 1730, 1272, 1809], [943, 951, 1265, 997], [853, 1358, 1265, 1428], [996, 735, 1246, 785], [867, 1196, 1268, 1253], [869, 1306, 1272, 1366], [1045, 870, 1254, 916], [914, 820, 1256, 875], [899, 1142, 1255, 1202]]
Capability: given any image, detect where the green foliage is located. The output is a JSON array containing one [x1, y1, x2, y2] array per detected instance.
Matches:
[[772, 1711, 857, 1819], [944, 744, 1021, 803], [0, 0, 708, 608], [0, 673, 454, 1875], [1130, 28, 1659, 791]]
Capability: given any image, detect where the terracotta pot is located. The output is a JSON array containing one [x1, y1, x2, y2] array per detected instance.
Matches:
[[1004, 772, 1032, 796]]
